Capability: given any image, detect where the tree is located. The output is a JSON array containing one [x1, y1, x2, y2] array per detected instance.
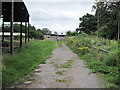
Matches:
[[66, 31, 72, 36], [41, 28, 51, 35], [76, 28, 81, 33], [29, 25, 44, 40], [29, 29, 44, 40], [1, 23, 44, 40], [54, 31, 58, 35], [66, 31, 78, 36], [93, 1, 120, 39], [79, 13, 97, 34]]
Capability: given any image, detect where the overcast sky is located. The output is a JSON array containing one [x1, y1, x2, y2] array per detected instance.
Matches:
[[24, 0, 95, 34]]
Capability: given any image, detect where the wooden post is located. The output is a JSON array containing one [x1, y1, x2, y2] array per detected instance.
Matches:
[[20, 21, 22, 48], [118, 11, 120, 41], [2, 20, 4, 42], [118, 21, 119, 41], [10, 0, 14, 54], [20, 6, 24, 48], [28, 18, 30, 42], [25, 22, 27, 43], [10, 21, 13, 54]]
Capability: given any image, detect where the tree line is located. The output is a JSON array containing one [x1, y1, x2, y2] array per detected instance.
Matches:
[[67, 1, 120, 40], [1, 23, 51, 40]]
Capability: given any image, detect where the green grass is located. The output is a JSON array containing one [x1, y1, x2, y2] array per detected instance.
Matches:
[[56, 70, 65, 75], [56, 79, 66, 83], [2, 40, 55, 86], [57, 41, 63, 47], [49, 62, 55, 64], [64, 33, 119, 88]]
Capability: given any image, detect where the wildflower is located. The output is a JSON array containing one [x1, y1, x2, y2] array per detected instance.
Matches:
[[78, 46, 89, 50], [84, 47, 89, 49], [78, 47, 84, 50]]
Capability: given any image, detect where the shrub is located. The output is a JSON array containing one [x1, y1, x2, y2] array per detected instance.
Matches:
[[78, 32, 88, 37], [105, 50, 118, 66]]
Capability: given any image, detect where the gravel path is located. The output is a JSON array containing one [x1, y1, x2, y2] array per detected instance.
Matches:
[[15, 43, 104, 88]]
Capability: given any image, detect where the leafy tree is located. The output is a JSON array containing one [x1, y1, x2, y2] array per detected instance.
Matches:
[[66, 31, 71, 36], [79, 13, 97, 34], [29, 30, 44, 40], [54, 31, 58, 35], [29, 26, 44, 40], [66, 31, 78, 36], [1, 23, 45, 40], [41, 28, 51, 35], [93, 1, 120, 39], [76, 28, 81, 33]]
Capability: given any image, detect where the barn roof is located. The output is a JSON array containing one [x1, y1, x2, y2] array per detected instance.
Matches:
[[1, 0, 29, 22]]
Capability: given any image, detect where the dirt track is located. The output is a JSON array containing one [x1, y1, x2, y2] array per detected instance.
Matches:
[[15, 43, 105, 88]]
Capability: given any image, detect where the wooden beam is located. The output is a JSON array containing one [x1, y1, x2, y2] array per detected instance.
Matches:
[[2, 20, 4, 42], [20, 6, 24, 48], [20, 21, 22, 48], [28, 19, 30, 42], [118, 21, 119, 40], [10, 21, 13, 54], [10, 1, 14, 54], [25, 22, 27, 43]]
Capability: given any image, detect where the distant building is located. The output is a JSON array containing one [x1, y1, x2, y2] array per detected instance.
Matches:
[[44, 33, 66, 41]]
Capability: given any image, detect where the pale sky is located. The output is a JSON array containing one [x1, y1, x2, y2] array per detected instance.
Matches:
[[24, 0, 95, 34]]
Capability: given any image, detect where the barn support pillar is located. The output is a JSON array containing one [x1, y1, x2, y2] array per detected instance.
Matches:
[[28, 18, 30, 42], [10, 1, 14, 54], [25, 22, 27, 43], [2, 20, 4, 42], [20, 21, 22, 48], [10, 21, 14, 54]]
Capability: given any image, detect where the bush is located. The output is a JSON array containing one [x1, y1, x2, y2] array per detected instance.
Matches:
[[105, 50, 118, 66], [98, 25, 108, 38], [78, 32, 88, 37]]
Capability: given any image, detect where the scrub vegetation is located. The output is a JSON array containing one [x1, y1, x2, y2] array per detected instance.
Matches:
[[64, 33, 119, 88]]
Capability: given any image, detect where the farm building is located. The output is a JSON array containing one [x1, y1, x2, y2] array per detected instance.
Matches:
[[1, 0, 30, 54], [44, 34, 66, 41]]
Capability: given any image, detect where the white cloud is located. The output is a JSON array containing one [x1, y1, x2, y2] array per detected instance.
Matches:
[[24, 0, 95, 3], [24, 1, 95, 33]]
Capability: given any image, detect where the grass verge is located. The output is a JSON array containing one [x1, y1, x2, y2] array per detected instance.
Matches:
[[2, 40, 55, 87]]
